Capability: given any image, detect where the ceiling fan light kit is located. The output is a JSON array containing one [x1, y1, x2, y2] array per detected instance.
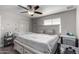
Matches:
[[18, 5, 43, 16], [28, 11, 34, 16]]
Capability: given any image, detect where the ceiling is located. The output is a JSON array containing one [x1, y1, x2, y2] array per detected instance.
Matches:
[[0, 5, 76, 18], [18, 5, 76, 18]]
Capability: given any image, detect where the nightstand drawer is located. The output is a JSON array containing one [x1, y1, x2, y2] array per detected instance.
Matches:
[[63, 39, 75, 46]]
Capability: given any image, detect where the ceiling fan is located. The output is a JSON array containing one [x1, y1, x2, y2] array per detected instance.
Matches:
[[18, 5, 43, 16]]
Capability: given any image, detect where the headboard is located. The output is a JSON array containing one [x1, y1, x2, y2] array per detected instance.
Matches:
[[42, 29, 57, 35], [36, 25, 60, 35]]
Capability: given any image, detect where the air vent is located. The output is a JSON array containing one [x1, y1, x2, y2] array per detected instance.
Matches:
[[67, 6, 74, 9]]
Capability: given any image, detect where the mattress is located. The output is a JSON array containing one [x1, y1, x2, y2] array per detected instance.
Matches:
[[15, 32, 59, 53]]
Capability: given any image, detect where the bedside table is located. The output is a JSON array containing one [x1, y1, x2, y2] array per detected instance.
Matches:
[[4, 35, 14, 47], [60, 35, 78, 47]]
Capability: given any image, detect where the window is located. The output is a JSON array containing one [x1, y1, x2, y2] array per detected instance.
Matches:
[[43, 18, 61, 33], [52, 18, 61, 25], [44, 18, 61, 25], [44, 19, 52, 25]]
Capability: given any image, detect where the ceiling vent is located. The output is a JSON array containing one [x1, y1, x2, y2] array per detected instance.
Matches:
[[66, 6, 75, 10]]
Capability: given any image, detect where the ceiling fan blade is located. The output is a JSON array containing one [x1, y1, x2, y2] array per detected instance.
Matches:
[[18, 5, 28, 10], [28, 5, 32, 9], [34, 5, 39, 10], [34, 11, 42, 14], [20, 11, 28, 13]]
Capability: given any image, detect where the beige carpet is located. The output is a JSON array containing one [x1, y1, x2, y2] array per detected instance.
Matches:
[[0, 46, 19, 54], [0, 51, 13, 54]]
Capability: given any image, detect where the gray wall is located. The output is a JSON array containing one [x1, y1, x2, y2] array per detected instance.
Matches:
[[32, 9, 76, 35], [76, 6, 79, 46], [0, 5, 31, 47], [76, 6, 79, 39]]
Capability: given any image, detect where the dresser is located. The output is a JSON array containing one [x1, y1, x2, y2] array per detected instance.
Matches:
[[60, 35, 78, 47]]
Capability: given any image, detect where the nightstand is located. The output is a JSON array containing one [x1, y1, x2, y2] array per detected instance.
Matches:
[[4, 35, 14, 47], [60, 35, 78, 47]]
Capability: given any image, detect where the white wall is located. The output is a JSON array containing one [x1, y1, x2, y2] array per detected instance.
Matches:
[[0, 5, 31, 47], [76, 6, 79, 39]]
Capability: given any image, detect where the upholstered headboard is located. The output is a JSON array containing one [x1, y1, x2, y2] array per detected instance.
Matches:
[[36, 25, 60, 35], [42, 29, 57, 35]]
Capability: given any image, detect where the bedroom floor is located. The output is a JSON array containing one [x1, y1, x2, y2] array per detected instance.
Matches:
[[0, 44, 79, 54], [0, 45, 19, 54]]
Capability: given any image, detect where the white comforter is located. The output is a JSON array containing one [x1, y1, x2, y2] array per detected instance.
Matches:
[[15, 32, 59, 53]]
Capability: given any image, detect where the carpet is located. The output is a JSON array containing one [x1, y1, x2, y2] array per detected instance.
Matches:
[[0, 51, 13, 54]]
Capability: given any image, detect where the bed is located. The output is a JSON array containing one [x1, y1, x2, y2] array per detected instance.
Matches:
[[14, 32, 59, 54]]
